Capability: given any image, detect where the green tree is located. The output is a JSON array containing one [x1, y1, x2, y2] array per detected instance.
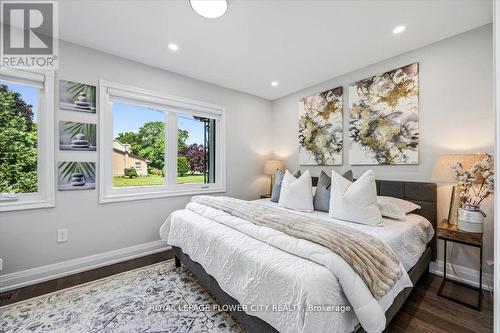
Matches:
[[0, 85, 34, 131], [177, 156, 190, 177], [115, 122, 190, 171], [0, 86, 37, 193]]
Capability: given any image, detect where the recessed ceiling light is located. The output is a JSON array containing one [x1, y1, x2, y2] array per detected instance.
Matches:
[[392, 25, 406, 35], [271, 81, 279, 87], [168, 43, 179, 51], [190, 0, 228, 19]]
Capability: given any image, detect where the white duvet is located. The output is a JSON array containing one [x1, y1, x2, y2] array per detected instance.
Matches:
[[159, 199, 434, 333]]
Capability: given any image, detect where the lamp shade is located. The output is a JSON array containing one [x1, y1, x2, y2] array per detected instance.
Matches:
[[264, 160, 285, 175], [431, 154, 485, 183]]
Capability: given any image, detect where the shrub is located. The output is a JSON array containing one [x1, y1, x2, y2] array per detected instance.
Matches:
[[177, 156, 190, 177], [148, 166, 162, 175], [124, 167, 138, 178]]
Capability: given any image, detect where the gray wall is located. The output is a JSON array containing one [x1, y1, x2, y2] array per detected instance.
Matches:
[[1, 25, 494, 280], [0, 41, 273, 275], [271, 25, 494, 273]]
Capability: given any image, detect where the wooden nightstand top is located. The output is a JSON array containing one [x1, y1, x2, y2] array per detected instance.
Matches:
[[437, 219, 483, 246]]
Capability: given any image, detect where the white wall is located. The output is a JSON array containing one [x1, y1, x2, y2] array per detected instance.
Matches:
[[0, 41, 273, 277], [271, 25, 494, 275]]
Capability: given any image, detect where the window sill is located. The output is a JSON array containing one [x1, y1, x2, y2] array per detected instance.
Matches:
[[99, 186, 226, 204], [0, 198, 55, 212]]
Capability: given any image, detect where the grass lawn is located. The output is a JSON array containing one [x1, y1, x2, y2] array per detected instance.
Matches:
[[177, 174, 204, 184], [113, 174, 205, 187], [113, 175, 165, 187]]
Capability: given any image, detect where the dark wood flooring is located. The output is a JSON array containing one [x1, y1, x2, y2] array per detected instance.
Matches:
[[386, 273, 493, 332], [0, 250, 174, 307], [0, 251, 493, 332]]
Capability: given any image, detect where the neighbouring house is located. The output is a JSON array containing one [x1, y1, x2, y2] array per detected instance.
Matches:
[[112, 139, 150, 176]]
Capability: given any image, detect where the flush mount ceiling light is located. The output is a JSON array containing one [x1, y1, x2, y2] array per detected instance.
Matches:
[[392, 25, 406, 35], [190, 0, 228, 19], [168, 43, 179, 51], [271, 81, 279, 87]]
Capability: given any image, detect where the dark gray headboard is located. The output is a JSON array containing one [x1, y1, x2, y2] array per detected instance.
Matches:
[[312, 177, 437, 260]]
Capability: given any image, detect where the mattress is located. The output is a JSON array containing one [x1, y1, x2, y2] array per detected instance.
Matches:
[[160, 199, 434, 333]]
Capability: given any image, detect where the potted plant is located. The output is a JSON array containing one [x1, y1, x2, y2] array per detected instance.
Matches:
[[451, 153, 494, 232]]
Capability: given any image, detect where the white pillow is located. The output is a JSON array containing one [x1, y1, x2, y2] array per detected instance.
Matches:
[[377, 196, 421, 220], [329, 170, 382, 226], [278, 169, 314, 212]]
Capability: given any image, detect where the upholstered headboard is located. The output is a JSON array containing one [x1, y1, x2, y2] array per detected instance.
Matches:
[[312, 177, 438, 260]]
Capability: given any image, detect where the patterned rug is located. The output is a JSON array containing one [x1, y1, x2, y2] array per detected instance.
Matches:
[[0, 260, 245, 333]]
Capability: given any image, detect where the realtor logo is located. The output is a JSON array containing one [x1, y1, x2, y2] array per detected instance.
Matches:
[[1, 1, 59, 68]]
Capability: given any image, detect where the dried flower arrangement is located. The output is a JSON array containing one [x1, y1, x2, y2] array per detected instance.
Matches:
[[451, 153, 494, 207]]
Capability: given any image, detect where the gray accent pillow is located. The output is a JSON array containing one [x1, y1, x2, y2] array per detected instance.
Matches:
[[313, 170, 354, 212], [270, 170, 301, 203]]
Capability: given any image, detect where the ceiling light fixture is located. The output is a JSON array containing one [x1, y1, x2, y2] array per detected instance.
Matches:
[[271, 81, 279, 87], [392, 25, 406, 35], [190, 0, 228, 19], [168, 43, 179, 51]]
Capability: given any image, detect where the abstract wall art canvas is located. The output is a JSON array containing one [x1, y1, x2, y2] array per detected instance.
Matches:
[[349, 63, 419, 165], [298, 87, 343, 165], [59, 121, 96, 151], [58, 162, 96, 191], [59, 80, 96, 113]]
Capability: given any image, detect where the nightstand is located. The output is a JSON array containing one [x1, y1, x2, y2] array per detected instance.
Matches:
[[260, 194, 271, 199], [437, 219, 483, 310]]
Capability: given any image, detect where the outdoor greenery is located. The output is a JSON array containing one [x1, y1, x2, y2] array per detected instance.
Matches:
[[115, 120, 207, 179], [124, 167, 138, 178], [180, 143, 207, 173], [112, 174, 203, 187], [115, 121, 187, 171], [0, 84, 38, 193], [113, 175, 164, 187], [177, 156, 190, 177]]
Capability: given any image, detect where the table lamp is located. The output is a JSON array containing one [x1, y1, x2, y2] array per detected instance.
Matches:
[[432, 154, 485, 225], [264, 160, 285, 196]]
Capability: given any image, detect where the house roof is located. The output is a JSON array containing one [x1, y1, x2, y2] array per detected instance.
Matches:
[[112, 139, 151, 163]]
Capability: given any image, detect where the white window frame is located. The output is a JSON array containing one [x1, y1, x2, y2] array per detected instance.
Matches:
[[0, 68, 55, 212], [99, 80, 226, 203]]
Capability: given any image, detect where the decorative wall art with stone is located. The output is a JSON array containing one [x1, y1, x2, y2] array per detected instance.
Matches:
[[298, 87, 343, 165], [349, 63, 419, 165], [59, 80, 96, 113], [58, 162, 96, 191], [59, 121, 96, 151]]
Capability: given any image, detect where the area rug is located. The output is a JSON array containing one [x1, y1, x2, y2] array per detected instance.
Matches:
[[0, 260, 245, 333]]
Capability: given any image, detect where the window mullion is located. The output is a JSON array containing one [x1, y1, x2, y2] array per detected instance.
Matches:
[[166, 112, 178, 189]]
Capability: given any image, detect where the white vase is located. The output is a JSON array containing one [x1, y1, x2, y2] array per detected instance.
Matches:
[[457, 204, 485, 233]]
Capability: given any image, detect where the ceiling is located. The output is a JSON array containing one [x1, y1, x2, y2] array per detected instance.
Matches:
[[59, 0, 492, 100]]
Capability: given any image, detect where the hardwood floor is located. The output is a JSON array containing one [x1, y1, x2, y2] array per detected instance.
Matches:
[[0, 253, 493, 332], [386, 273, 493, 332], [0, 250, 174, 307]]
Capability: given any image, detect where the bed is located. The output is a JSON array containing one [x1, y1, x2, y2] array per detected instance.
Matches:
[[160, 179, 437, 333]]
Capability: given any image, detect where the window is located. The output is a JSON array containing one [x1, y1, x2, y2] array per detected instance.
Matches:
[[112, 102, 165, 186], [0, 68, 55, 211], [99, 81, 225, 203], [177, 113, 216, 184]]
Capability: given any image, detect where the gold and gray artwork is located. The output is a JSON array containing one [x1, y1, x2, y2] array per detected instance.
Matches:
[[298, 87, 343, 165], [349, 63, 419, 165]]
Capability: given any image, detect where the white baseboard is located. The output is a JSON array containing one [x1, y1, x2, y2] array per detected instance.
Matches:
[[430, 260, 494, 291], [0, 240, 171, 292]]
